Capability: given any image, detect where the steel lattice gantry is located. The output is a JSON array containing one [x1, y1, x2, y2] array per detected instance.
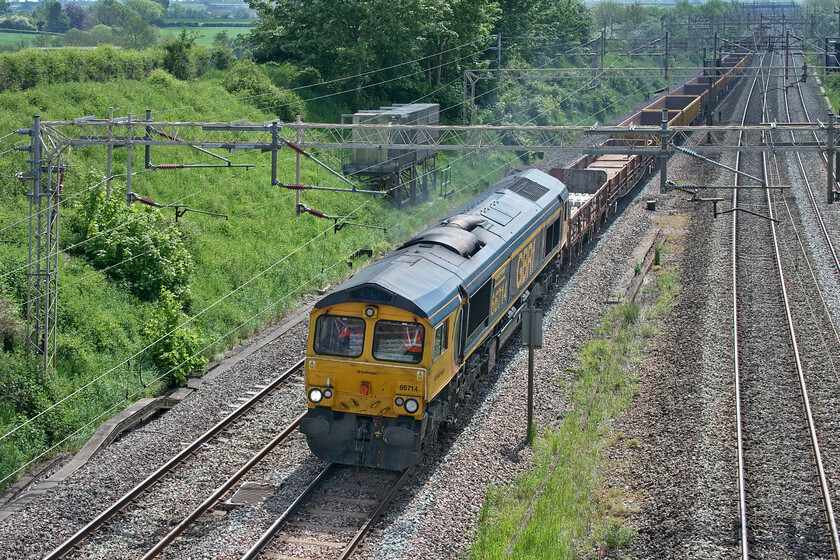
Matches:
[[22, 117, 63, 370], [37, 118, 831, 155], [23, 115, 835, 371]]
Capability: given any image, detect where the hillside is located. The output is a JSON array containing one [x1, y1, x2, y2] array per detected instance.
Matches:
[[0, 61, 517, 488]]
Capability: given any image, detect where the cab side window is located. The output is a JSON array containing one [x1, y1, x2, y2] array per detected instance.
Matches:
[[433, 321, 448, 360]]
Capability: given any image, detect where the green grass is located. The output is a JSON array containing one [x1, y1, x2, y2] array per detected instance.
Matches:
[[0, 70, 520, 489], [470, 249, 682, 559], [0, 45, 701, 490], [159, 25, 252, 47], [0, 30, 47, 48]]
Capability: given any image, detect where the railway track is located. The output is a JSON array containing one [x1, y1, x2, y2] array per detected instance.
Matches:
[[784, 58, 840, 277], [42, 359, 307, 560], [241, 463, 415, 560], [730, 47, 840, 558]]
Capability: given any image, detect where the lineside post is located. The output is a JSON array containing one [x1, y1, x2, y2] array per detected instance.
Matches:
[[522, 290, 542, 444], [706, 48, 713, 141], [106, 107, 113, 200], [145, 109, 152, 169], [829, 112, 836, 204], [25, 115, 58, 371], [27, 115, 42, 361], [785, 30, 790, 81], [126, 114, 133, 206], [660, 108, 669, 194]]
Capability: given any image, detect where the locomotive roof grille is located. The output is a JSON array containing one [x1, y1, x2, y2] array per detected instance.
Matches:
[[348, 286, 394, 304], [314, 169, 569, 319], [508, 178, 549, 202], [404, 226, 482, 257]]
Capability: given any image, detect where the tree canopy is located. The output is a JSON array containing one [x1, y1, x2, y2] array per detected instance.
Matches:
[[246, 0, 590, 110]]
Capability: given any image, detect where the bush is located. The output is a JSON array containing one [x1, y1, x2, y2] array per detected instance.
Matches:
[[71, 184, 194, 302], [0, 15, 36, 31], [147, 67, 176, 87], [162, 26, 199, 79], [142, 287, 206, 386], [0, 352, 53, 416], [0, 299, 24, 352], [0, 46, 164, 91], [209, 45, 235, 70], [223, 59, 306, 121]]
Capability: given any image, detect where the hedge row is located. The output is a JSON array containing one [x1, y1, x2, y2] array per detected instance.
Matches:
[[0, 46, 205, 92], [160, 21, 253, 27]]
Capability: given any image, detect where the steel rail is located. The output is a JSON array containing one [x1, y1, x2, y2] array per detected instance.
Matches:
[[789, 75, 840, 274], [731, 47, 768, 560], [338, 462, 417, 559], [42, 357, 305, 560], [140, 412, 307, 560], [240, 463, 337, 560], [240, 459, 417, 560], [774, 59, 840, 560]]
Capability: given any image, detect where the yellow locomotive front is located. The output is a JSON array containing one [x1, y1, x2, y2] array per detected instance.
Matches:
[[300, 302, 436, 470]]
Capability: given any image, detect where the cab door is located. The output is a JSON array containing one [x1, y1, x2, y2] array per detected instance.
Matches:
[[427, 317, 454, 400]]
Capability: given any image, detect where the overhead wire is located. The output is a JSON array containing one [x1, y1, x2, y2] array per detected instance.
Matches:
[[0, 27, 681, 465], [0, 205, 350, 444], [1, 163, 261, 280], [207, 47, 490, 123], [150, 37, 494, 118]]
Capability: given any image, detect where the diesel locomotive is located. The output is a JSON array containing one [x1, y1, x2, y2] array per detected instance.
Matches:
[[300, 169, 568, 469], [299, 39, 756, 470]]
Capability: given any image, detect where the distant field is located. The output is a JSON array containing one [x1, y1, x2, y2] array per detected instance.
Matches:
[[0, 30, 48, 48], [160, 25, 252, 47]]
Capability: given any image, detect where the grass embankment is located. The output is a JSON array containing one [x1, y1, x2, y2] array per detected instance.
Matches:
[[820, 72, 840, 113], [470, 244, 681, 558], [0, 70, 518, 488], [0, 44, 701, 490]]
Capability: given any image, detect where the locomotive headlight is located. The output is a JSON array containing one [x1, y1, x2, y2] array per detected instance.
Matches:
[[308, 388, 323, 403], [365, 306, 376, 318], [404, 398, 419, 414], [395, 397, 404, 407], [323, 389, 333, 399]]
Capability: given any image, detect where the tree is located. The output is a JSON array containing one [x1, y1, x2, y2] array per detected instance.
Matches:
[[90, 0, 130, 27], [493, 0, 590, 65], [249, 0, 432, 104], [0, 0, 10, 17], [592, 1, 619, 28], [163, 26, 198, 79], [44, 0, 70, 33], [623, 1, 646, 29], [417, 0, 498, 88], [126, 0, 164, 24], [89, 23, 117, 45], [65, 4, 88, 29], [119, 15, 159, 49]]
